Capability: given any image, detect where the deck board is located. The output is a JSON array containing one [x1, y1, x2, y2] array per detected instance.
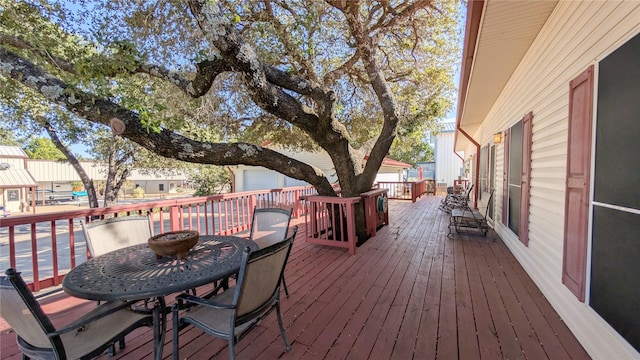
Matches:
[[0, 196, 591, 360]]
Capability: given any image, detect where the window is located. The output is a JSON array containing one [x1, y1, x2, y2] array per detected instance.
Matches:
[[503, 112, 533, 245], [479, 145, 488, 200], [159, 184, 165, 191], [588, 33, 640, 352], [507, 120, 523, 235]]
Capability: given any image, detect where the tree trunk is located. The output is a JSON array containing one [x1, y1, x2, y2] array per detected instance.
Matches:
[[43, 121, 100, 208]]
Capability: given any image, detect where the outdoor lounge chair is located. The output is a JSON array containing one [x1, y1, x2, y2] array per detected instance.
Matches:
[[172, 226, 298, 360], [249, 207, 293, 297], [0, 268, 159, 360], [439, 184, 474, 213], [81, 215, 152, 257], [448, 189, 494, 237]]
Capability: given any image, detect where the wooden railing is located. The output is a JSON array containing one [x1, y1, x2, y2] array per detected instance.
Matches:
[[376, 179, 434, 202], [302, 196, 361, 255], [301, 188, 390, 255], [453, 179, 470, 194], [360, 189, 389, 237], [0, 183, 391, 291], [0, 186, 318, 292]]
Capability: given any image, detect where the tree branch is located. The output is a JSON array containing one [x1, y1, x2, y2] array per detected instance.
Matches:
[[186, 0, 354, 158], [0, 46, 336, 196], [333, 0, 401, 189]]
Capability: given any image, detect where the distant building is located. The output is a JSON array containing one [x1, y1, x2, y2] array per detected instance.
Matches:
[[26, 160, 189, 196], [232, 146, 411, 192], [0, 146, 38, 214], [433, 120, 464, 187]]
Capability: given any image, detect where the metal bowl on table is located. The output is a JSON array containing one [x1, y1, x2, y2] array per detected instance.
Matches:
[[148, 230, 199, 260]]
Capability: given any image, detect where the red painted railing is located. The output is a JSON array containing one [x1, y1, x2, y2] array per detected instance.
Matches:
[[0, 183, 390, 291], [453, 179, 470, 194], [376, 179, 434, 202], [360, 189, 389, 237], [0, 186, 318, 292], [302, 196, 361, 255]]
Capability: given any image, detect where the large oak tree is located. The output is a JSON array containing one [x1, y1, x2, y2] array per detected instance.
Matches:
[[0, 0, 460, 239]]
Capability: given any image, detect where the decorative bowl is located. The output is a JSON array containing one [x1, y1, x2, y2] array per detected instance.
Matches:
[[148, 230, 199, 260]]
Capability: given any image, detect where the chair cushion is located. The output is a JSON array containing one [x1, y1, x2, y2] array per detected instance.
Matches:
[[180, 288, 252, 337], [60, 302, 150, 359]]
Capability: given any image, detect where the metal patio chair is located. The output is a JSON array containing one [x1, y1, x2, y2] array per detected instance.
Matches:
[[249, 207, 293, 297], [172, 226, 298, 360], [439, 183, 474, 213], [81, 214, 157, 352], [81, 215, 152, 258], [448, 189, 494, 237], [0, 268, 160, 360]]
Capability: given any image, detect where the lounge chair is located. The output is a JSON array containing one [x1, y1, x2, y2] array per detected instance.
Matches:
[[448, 189, 494, 237]]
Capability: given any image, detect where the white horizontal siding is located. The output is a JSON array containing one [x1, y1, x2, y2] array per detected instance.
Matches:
[[473, 1, 640, 359]]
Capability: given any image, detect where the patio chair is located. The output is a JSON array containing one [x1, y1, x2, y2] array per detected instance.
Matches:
[[172, 226, 298, 360], [0, 268, 159, 360], [81, 214, 158, 351], [448, 189, 494, 237], [81, 215, 152, 257], [439, 184, 474, 214], [248, 207, 293, 297]]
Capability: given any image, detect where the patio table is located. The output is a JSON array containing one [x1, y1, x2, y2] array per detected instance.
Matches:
[[62, 235, 258, 360]]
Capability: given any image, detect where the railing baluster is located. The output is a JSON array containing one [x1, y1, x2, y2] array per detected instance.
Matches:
[[9, 226, 16, 269], [51, 220, 59, 284], [69, 218, 76, 269], [30, 223, 39, 291]]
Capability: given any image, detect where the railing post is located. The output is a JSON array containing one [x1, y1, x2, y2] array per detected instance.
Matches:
[[294, 189, 300, 217], [249, 194, 256, 211], [346, 202, 357, 255], [169, 204, 181, 231]]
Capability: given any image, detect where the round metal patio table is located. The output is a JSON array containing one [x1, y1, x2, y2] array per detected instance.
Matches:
[[62, 235, 258, 302]]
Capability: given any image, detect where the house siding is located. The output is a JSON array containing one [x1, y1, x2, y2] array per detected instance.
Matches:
[[234, 147, 410, 192], [233, 148, 337, 192], [462, 2, 640, 359]]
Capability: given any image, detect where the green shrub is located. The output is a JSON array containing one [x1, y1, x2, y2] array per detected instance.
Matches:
[[133, 187, 145, 198]]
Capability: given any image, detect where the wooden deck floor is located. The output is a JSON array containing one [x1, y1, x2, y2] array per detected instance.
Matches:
[[0, 196, 591, 359]]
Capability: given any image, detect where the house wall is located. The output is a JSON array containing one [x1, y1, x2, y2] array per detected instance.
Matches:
[[233, 149, 337, 192], [374, 165, 404, 183], [0, 149, 36, 212], [462, 2, 640, 359], [234, 148, 407, 192]]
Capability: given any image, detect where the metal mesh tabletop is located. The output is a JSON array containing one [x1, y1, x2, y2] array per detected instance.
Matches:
[[63, 235, 258, 302]]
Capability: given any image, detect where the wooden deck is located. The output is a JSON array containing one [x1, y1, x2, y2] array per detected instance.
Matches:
[[0, 196, 591, 359]]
